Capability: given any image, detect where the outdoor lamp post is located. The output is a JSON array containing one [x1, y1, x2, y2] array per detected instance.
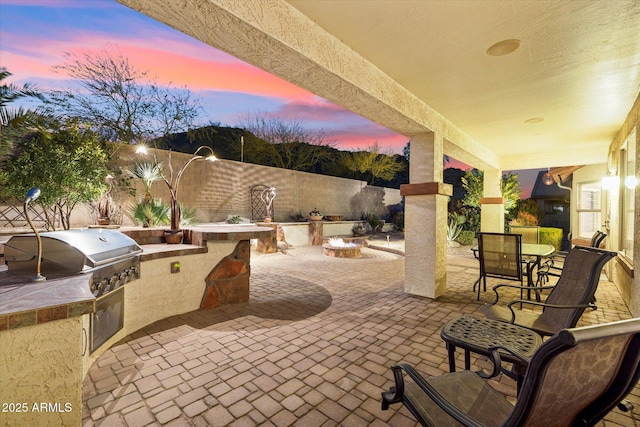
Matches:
[[23, 187, 45, 282]]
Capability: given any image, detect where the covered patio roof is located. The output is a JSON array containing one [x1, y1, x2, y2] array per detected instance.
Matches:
[[117, 0, 640, 171]]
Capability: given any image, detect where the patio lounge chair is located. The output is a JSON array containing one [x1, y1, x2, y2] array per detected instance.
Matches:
[[381, 317, 640, 427], [480, 245, 616, 336]]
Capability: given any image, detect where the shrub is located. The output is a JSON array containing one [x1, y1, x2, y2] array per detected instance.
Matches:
[[517, 198, 544, 222], [540, 227, 563, 252], [290, 211, 305, 222], [391, 211, 405, 232], [227, 215, 242, 224], [364, 212, 383, 233], [510, 211, 538, 226], [456, 230, 475, 246], [179, 204, 198, 226], [131, 199, 170, 227]]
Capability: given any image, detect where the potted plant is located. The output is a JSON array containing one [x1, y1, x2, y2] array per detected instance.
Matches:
[[309, 208, 323, 221], [352, 224, 367, 236]]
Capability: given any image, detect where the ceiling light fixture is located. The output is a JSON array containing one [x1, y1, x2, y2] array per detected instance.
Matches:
[[487, 39, 522, 57]]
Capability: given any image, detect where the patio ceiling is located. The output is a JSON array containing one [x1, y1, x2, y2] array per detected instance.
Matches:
[[118, 0, 640, 171], [285, 0, 640, 170]]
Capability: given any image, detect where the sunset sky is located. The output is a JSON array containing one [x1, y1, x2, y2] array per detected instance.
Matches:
[[0, 0, 539, 197], [0, 0, 408, 152]]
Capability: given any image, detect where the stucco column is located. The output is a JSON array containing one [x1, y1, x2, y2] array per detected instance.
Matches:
[[480, 168, 505, 232], [401, 132, 452, 299]]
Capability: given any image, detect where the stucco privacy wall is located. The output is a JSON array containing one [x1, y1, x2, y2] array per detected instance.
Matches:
[[101, 145, 401, 226]]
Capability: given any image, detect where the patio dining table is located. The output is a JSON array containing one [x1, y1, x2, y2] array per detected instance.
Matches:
[[472, 242, 555, 298]]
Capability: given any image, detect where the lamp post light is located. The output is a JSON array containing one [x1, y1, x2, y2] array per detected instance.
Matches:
[[136, 144, 217, 239], [165, 146, 218, 231], [23, 187, 45, 282]]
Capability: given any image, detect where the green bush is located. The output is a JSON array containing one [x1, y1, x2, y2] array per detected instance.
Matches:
[[391, 211, 405, 232], [456, 230, 475, 246], [540, 227, 563, 252]]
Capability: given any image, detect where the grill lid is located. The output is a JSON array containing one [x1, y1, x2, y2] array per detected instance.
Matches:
[[4, 229, 142, 273]]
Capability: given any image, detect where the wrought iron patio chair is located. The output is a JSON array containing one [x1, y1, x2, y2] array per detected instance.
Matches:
[[509, 225, 539, 244], [381, 317, 640, 427], [481, 245, 616, 336], [474, 232, 523, 301], [509, 225, 547, 287], [538, 231, 606, 283]]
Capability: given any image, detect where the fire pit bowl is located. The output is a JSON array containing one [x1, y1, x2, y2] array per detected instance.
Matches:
[[323, 237, 362, 258]]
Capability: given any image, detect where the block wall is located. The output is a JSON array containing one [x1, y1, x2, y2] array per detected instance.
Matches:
[[104, 146, 402, 225]]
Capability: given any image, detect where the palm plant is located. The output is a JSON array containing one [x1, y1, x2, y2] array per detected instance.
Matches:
[[131, 198, 170, 228], [0, 67, 46, 128], [0, 68, 47, 159], [126, 161, 166, 227], [126, 161, 163, 203]]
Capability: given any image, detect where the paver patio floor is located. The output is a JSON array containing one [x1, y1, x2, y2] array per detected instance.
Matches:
[[82, 244, 638, 426]]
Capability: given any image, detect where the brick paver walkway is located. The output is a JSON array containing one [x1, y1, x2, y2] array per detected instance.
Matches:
[[82, 245, 638, 426]]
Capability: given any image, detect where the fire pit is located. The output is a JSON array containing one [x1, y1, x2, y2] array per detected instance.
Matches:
[[323, 237, 362, 258]]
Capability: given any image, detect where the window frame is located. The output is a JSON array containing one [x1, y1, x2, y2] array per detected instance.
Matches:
[[576, 180, 602, 240]]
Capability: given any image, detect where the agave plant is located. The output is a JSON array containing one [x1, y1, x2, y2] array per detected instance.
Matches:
[[178, 203, 198, 226], [447, 213, 466, 241]]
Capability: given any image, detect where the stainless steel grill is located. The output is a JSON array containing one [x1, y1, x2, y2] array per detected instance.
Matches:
[[4, 228, 142, 297]]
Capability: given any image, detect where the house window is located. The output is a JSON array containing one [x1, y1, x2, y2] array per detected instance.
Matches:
[[577, 181, 601, 239], [620, 132, 635, 260]]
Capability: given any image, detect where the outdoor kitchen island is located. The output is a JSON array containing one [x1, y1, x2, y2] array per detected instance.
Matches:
[[0, 224, 273, 427]]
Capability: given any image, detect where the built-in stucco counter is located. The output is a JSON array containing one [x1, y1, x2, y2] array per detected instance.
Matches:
[[0, 224, 273, 427]]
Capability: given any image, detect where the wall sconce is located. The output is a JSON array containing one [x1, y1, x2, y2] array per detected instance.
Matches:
[[625, 176, 637, 190], [601, 175, 619, 191], [23, 187, 45, 282]]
